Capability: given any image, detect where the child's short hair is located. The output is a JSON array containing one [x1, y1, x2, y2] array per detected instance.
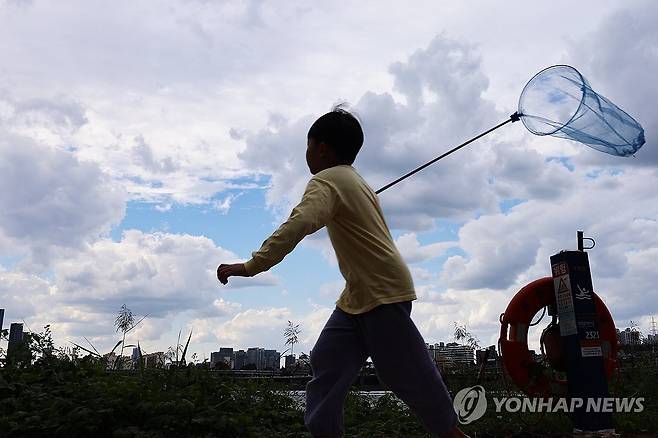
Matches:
[[308, 104, 364, 164]]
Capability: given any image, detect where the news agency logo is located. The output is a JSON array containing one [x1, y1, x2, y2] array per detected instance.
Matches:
[[493, 397, 645, 414], [452, 385, 645, 424], [453, 385, 487, 424]]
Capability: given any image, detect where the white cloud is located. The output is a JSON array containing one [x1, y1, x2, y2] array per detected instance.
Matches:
[[192, 307, 292, 348], [411, 288, 511, 349], [0, 132, 126, 267], [318, 280, 344, 299], [409, 266, 435, 282], [0, 266, 52, 322], [239, 35, 504, 231], [414, 284, 444, 302], [439, 166, 658, 325], [395, 232, 456, 264], [52, 230, 279, 317], [0, 93, 88, 146], [212, 193, 242, 215], [132, 135, 180, 174], [1, 230, 280, 354], [185, 302, 337, 360]]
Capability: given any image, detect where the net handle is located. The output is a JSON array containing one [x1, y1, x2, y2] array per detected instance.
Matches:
[[375, 112, 521, 195]]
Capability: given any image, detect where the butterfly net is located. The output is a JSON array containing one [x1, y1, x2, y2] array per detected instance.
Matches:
[[518, 65, 645, 157]]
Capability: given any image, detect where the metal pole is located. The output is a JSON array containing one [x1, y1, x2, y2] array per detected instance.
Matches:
[[375, 112, 521, 194]]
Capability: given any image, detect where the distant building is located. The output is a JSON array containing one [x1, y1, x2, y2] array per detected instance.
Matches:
[[220, 347, 234, 363], [210, 347, 235, 369], [296, 353, 311, 373], [617, 328, 641, 346], [246, 347, 265, 369], [234, 350, 247, 369], [263, 349, 280, 370], [284, 354, 296, 369], [428, 342, 474, 368], [210, 351, 221, 367], [476, 345, 500, 372], [426, 342, 445, 350], [645, 334, 657, 345], [208, 346, 281, 370], [8, 323, 23, 344], [144, 352, 166, 368], [7, 323, 25, 361], [128, 351, 166, 368], [427, 343, 445, 359]]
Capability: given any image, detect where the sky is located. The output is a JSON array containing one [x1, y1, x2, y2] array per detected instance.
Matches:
[[0, 0, 656, 364]]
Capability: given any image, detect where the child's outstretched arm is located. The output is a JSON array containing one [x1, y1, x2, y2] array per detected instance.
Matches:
[[216, 176, 337, 285], [217, 263, 248, 284]]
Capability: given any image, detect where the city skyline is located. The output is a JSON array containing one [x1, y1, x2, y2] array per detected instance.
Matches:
[[2, 305, 657, 367], [5, 306, 653, 373]]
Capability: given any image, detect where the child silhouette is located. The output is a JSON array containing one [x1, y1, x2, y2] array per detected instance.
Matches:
[[218, 106, 467, 438]]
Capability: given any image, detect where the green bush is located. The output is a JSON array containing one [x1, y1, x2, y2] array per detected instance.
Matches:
[[0, 362, 310, 437]]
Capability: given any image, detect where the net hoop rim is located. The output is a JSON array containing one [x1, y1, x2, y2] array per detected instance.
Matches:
[[518, 64, 586, 137]]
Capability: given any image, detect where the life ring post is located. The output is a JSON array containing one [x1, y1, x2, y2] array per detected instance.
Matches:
[[498, 229, 618, 433], [550, 236, 615, 432]]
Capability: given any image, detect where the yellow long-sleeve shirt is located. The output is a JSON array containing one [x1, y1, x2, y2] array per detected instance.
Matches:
[[243, 164, 416, 314]]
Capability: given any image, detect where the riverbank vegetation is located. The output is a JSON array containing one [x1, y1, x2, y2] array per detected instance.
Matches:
[[0, 326, 655, 437]]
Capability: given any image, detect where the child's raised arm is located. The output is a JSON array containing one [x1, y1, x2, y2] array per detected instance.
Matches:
[[216, 263, 248, 284], [216, 176, 337, 285]]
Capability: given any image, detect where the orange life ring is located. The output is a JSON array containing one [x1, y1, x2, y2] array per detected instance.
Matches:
[[498, 277, 618, 396]]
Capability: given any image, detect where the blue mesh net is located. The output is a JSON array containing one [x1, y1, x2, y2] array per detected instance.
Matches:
[[518, 65, 645, 157]]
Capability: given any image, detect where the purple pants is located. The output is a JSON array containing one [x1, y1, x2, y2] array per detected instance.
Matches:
[[304, 300, 457, 437]]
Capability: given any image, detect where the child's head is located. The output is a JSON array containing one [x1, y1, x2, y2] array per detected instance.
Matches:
[[306, 105, 363, 174]]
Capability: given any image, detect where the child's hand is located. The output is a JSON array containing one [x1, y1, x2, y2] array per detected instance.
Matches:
[[217, 263, 249, 285]]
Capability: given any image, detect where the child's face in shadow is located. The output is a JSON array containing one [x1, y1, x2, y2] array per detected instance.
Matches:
[[306, 137, 335, 175]]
